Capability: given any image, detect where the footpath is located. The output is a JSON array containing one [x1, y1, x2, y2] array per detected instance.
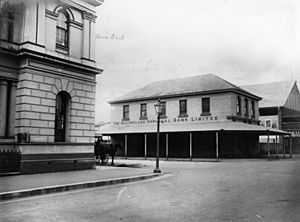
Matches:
[[0, 159, 161, 201]]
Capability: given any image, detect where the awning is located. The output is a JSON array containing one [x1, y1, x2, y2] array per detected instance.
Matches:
[[100, 121, 290, 135]]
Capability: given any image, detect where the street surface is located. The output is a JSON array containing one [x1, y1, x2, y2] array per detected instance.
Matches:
[[1, 159, 299, 222]]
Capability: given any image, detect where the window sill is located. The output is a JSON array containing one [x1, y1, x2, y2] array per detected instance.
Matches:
[[178, 114, 188, 118], [56, 44, 69, 54], [122, 118, 130, 121], [159, 115, 167, 119], [201, 112, 211, 116], [139, 117, 148, 120]]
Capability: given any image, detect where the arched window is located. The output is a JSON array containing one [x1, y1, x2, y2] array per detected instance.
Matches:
[[55, 91, 70, 142], [56, 10, 68, 48]]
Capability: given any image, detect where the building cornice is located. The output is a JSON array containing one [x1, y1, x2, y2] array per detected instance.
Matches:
[[17, 48, 103, 76], [59, 0, 102, 14], [109, 88, 262, 104], [82, 0, 104, 7], [82, 11, 97, 22], [0, 41, 103, 75]]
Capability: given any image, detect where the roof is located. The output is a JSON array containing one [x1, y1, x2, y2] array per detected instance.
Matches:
[[82, 0, 104, 6], [109, 74, 261, 104], [242, 81, 296, 108], [95, 121, 109, 127], [101, 121, 289, 135]]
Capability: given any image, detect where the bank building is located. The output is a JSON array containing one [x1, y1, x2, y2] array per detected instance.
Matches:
[[102, 74, 291, 159], [0, 0, 103, 174]]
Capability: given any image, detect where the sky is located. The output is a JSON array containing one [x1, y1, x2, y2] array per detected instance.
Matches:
[[94, 0, 300, 123]]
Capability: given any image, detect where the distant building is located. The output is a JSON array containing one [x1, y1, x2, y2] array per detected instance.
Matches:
[[0, 0, 103, 174], [95, 121, 110, 141], [102, 74, 288, 159], [243, 81, 300, 133], [243, 81, 300, 154]]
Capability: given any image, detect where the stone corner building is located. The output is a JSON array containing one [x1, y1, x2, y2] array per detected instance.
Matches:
[[0, 0, 103, 174]]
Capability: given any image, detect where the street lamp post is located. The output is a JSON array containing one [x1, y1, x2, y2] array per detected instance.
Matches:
[[154, 99, 162, 173]]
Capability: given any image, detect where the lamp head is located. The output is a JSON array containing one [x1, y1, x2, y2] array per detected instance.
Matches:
[[154, 99, 163, 115]]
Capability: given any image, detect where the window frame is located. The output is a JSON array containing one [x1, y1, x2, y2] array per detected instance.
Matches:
[[237, 96, 241, 116], [7, 11, 14, 42], [140, 103, 147, 120], [250, 100, 255, 118], [179, 99, 188, 117], [55, 91, 71, 142], [160, 101, 167, 118], [244, 98, 249, 117], [0, 2, 16, 42], [265, 119, 272, 128], [123, 105, 130, 121], [0, 80, 15, 140], [56, 10, 69, 50], [201, 97, 211, 116]]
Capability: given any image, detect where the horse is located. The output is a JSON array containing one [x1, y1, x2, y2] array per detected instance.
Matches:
[[94, 139, 122, 165], [107, 143, 122, 166]]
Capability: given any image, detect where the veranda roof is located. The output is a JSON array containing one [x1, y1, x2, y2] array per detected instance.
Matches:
[[101, 121, 290, 135]]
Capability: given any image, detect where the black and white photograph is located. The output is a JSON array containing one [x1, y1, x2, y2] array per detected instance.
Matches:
[[0, 0, 299, 221]]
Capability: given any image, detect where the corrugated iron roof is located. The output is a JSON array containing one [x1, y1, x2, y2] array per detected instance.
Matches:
[[101, 121, 289, 135], [242, 81, 296, 108], [109, 74, 261, 104]]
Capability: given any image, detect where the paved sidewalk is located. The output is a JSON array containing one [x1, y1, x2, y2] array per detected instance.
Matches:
[[0, 160, 160, 201]]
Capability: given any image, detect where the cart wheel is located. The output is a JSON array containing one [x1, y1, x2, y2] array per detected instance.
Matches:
[[96, 157, 101, 164], [104, 154, 109, 164]]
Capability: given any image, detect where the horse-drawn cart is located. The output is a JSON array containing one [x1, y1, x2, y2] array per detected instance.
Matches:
[[94, 137, 122, 165]]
